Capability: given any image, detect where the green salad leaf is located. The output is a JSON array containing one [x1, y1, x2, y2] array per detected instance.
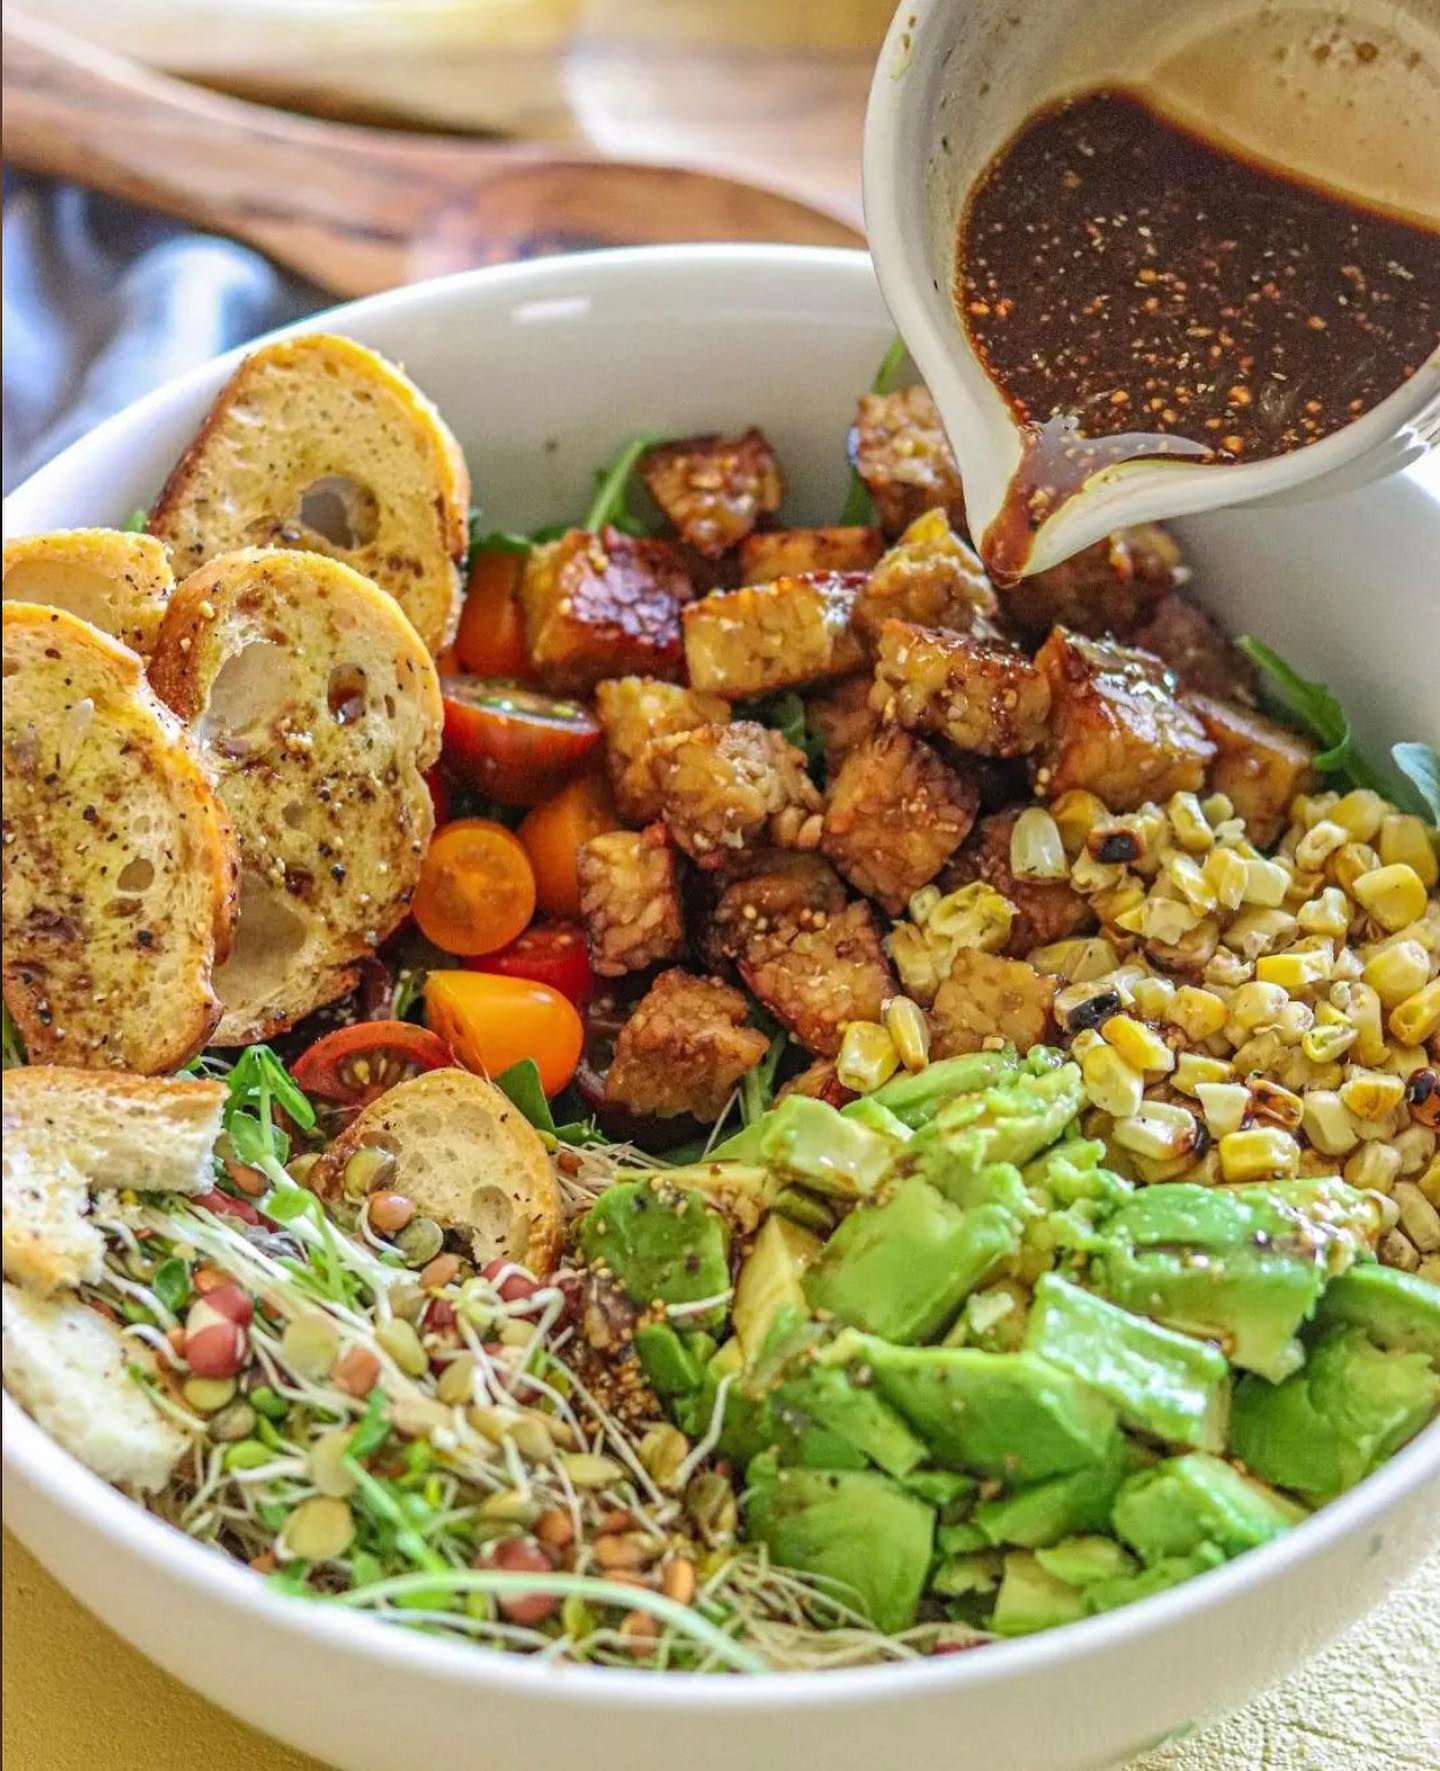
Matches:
[[739, 690, 824, 770], [151, 1257, 191, 1316], [497, 1057, 606, 1148], [122, 508, 149, 533], [582, 434, 666, 535], [221, 1045, 315, 1172], [741, 1031, 789, 1126], [1392, 743, 1440, 825], [839, 336, 910, 525]]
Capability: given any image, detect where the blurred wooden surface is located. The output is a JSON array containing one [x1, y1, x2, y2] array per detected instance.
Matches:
[[1, 8, 864, 298]]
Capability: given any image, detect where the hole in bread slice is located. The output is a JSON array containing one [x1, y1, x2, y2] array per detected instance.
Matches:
[[215, 871, 309, 1010], [200, 640, 292, 750], [295, 475, 380, 551]]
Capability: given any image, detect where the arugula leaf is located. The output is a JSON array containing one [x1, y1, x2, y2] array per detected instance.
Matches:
[[2, 1002, 26, 1070], [1237, 636, 1396, 790], [738, 690, 823, 770], [741, 1032, 788, 1126], [582, 434, 666, 535], [497, 1058, 606, 1147], [1392, 743, 1440, 826], [152, 1257, 191, 1316], [470, 527, 535, 556], [839, 335, 910, 525], [122, 508, 149, 533]]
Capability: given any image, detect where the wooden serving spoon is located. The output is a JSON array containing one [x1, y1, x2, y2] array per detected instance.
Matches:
[[1, 8, 863, 298]]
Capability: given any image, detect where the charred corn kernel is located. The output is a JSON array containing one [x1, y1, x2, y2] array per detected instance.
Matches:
[[1101, 1014, 1175, 1076], [836, 1021, 900, 1094], [1249, 1078, 1305, 1131], [1232, 1032, 1286, 1077], [1219, 1126, 1301, 1182], [1353, 864, 1429, 933], [1225, 908, 1300, 960], [1009, 806, 1068, 880], [1379, 1228, 1421, 1271], [1167, 792, 1214, 853], [1070, 852, 1127, 895], [1255, 947, 1333, 992], [1379, 813, 1439, 888], [1345, 1142, 1402, 1194], [1128, 974, 1176, 1018], [1240, 856, 1291, 907], [1173, 1051, 1234, 1095], [1339, 1067, 1406, 1122], [1205, 948, 1253, 990], [1389, 979, 1440, 1046], [1329, 981, 1388, 1064], [1294, 820, 1349, 870], [883, 996, 931, 1072], [1163, 852, 1215, 913], [1274, 1000, 1314, 1044], [1112, 1100, 1201, 1161], [1115, 894, 1199, 943], [1301, 1089, 1360, 1156], [1418, 1158, 1440, 1209], [1231, 981, 1289, 1032], [1196, 1082, 1251, 1139], [1201, 791, 1235, 825], [1152, 916, 1222, 973], [1393, 1182, 1440, 1254], [1395, 1125, 1438, 1177], [1203, 846, 1249, 911], [1081, 1043, 1145, 1118], [1029, 936, 1120, 981], [1297, 887, 1351, 938], [1166, 986, 1229, 1042], [1331, 791, 1388, 844], [1302, 1007, 1358, 1064], [1051, 789, 1109, 856], [1363, 941, 1430, 1006]]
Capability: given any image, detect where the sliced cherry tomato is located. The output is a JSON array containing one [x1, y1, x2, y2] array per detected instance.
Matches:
[[413, 818, 536, 957], [292, 1021, 453, 1121], [518, 773, 619, 918], [466, 920, 594, 1005], [425, 970, 583, 1096], [456, 549, 532, 679], [434, 647, 463, 675], [441, 678, 600, 807], [424, 765, 453, 828]]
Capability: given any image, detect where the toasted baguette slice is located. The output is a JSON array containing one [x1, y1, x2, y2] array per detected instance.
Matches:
[[3, 1067, 226, 1295], [312, 1068, 563, 1277], [3, 1282, 190, 1491], [2, 603, 238, 1074], [147, 334, 469, 655], [2, 529, 175, 657], [150, 548, 442, 1042]]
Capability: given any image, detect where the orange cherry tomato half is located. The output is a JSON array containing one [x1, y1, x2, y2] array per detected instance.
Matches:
[[518, 773, 619, 918], [412, 818, 537, 957], [456, 549, 532, 679], [425, 970, 583, 1097], [292, 1021, 454, 1122], [441, 678, 601, 807], [466, 919, 594, 1006]]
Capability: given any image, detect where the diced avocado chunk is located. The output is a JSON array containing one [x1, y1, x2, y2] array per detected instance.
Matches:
[[845, 1337, 1119, 1482], [907, 1061, 1085, 1198], [774, 1363, 928, 1479], [901, 1469, 978, 1514], [633, 1321, 704, 1396], [863, 1050, 1019, 1128], [1083, 1543, 1227, 1614], [1315, 1264, 1440, 1366], [1111, 1452, 1301, 1565], [1025, 1273, 1231, 1451], [685, 1336, 870, 1472], [936, 1519, 989, 1555], [931, 1550, 1003, 1598], [990, 1551, 1087, 1636], [1034, 1535, 1136, 1588], [758, 1095, 899, 1199], [579, 1182, 731, 1328], [975, 1432, 1129, 1547], [771, 1187, 838, 1237], [1023, 1138, 1132, 1210], [1231, 1325, 1440, 1502], [1090, 1179, 1374, 1382], [841, 1097, 915, 1145], [732, 1215, 822, 1361], [745, 1460, 936, 1633], [805, 1179, 1018, 1343]]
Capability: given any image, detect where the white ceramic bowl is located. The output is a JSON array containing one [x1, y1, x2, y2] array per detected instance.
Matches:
[[3, 246, 1438, 1771]]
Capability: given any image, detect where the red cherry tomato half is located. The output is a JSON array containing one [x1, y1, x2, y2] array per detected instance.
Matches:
[[440, 677, 601, 807], [291, 1020, 453, 1123], [424, 766, 453, 828], [466, 920, 594, 1006]]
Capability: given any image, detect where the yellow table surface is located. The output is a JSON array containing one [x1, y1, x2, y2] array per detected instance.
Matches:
[[5, 1528, 1437, 1771]]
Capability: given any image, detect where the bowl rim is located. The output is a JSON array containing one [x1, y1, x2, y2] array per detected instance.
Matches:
[[3, 242, 1438, 1711]]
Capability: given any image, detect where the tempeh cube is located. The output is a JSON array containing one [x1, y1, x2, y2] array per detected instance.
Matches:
[[604, 970, 769, 1121], [682, 572, 866, 698], [594, 676, 730, 823], [639, 429, 783, 559], [872, 620, 1052, 757], [996, 525, 1183, 644], [1188, 693, 1317, 849], [853, 509, 997, 640], [849, 385, 967, 537], [805, 673, 881, 775], [577, 828, 688, 977], [942, 809, 1095, 955], [740, 526, 883, 584], [520, 526, 692, 692], [929, 948, 1057, 1057], [1131, 594, 1258, 702], [737, 899, 897, 1058], [648, 720, 822, 867]]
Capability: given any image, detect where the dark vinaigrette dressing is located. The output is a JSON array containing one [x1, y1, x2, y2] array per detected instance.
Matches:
[[955, 87, 1440, 581]]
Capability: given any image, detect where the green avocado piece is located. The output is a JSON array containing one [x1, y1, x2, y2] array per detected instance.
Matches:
[[804, 1178, 1018, 1344], [579, 1182, 732, 1329], [906, 1059, 1084, 1195], [1230, 1325, 1440, 1502], [1314, 1264, 1440, 1365], [1083, 1543, 1227, 1614], [745, 1460, 936, 1633], [990, 1551, 1087, 1635], [845, 1336, 1119, 1481], [633, 1321, 704, 1396], [936, 1519, 989, 1555], [757, 1094, 900, 1199], [1024, 1273, 1232, 1451], [774, 1363, 928, 1479], [1111, 1452, 1302, 1565], [732, 1215, 822, 1360], [1022, 1137, 1132, 1209], [862, 1050, 1020, 1128], [901, 1469, 979, 1515], [684, 1336, 868, 1472], [1090, 1179, 1374, 1382], [840, 1097, 916, 1145], [1034, 1535, 1136, 1588], [974, 1432, 1129, 1547], [931, 1550, 1003, 1598]]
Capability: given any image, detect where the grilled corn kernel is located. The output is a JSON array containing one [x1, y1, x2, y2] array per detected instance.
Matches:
[[1255, 947, 1333, 992], [1389, 979, 1440, 1046], [1219, 1126, 1301, 1182], [1296, 886, 1351, 939], [1128, 975, 1177, 1019], [1162, 852, 1216, 915], [1344, 1141, 1402, 1194], [1230, 981, 1289, 1032], [1301, 1007, 1358, 1065], [1097, 883, 1153, 930], [1339, 1067, 1406, 1122], [1331, 790, 1389, 843], [1379, 1228, 1421, 1271], [1203, 846, 1249, 911], [1240, 856, 1291, 908], [1069, 853, 1126, 896], [1329, 842, 1380, 898], [1173, 1051, 1234, 1096], [1390, 1046, 1430, 1083], [1069, 1027, 1105, 1062], [1249, 1078, 1305, 1131], [1379, 813, 1439, 888], [1167, 791, 1214, 853], [1417, 1157, 1440, 1208], [1051, 789, 1110, 857], [1395, 1125, 1438, 1178], [1196, 1081, 1251, 1139], [884, 996, 931, 1072], [1301, 1089, 1360, 1156], [836, 1021, 900, 1094], [1111, 1100, 1201, 1161], [1101, 1014, 1175, 1076], [1393, 1182, 1440, 1253], [1115, 894, 1201, 944], [1363, 941, 1431, 1008], [1029, 936, 1121, 981], [1353, 864, 1429, 933], [1225, 908, 1300, 960], [1009, 806, 1069, 880], [1165, 986, 1230, 1043], [1202, 791, 1235, 825], [1294, 819, 1349, 870], [1329, 981, 1389, 1065], [1081, 1044, 1146, 1118]]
